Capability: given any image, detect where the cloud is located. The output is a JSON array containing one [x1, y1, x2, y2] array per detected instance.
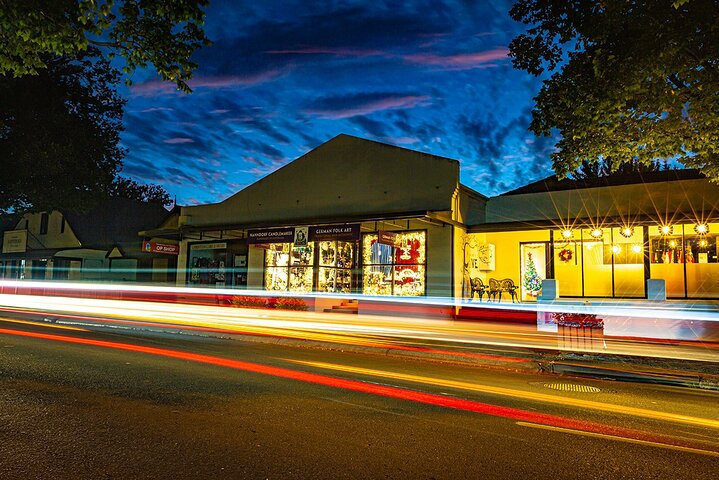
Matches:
[[266, 47, 386, 57], [163, 137, 195, 144], [403, 48, 509, 70], [130, 70, 286, 96], [305, 93, 431, 119]]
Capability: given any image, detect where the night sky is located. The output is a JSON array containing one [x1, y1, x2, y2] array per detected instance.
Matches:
[[120, 0, 555, 205]]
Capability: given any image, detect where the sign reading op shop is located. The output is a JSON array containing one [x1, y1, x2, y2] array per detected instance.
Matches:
[[247, 224, 360, 245]]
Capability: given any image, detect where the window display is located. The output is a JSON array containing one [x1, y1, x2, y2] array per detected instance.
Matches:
[[362, 231, 426, 296], [265, 243, 314, 292], [317, 241, 354, 293], [189, 243, 226, 286]]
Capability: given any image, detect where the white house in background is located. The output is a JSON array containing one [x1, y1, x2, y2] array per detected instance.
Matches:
[[0, 198, 178, 283]]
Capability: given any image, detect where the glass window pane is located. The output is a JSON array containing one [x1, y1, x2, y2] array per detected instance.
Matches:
[[580, 231, 612, 297], [611, 227, 645, 297], [290, 244, 314, 266], [289, 267, 313, 292], [318, 267, 336, 292], [363, 265, 392, 295], [649, 225, 685, 297], [335, 269, 352, 293], [337, 241, 354, 268], [393, 265, 425, 296], [265, 244, 289, 267], [553, 241, 582, 296], [319, 241, 336, 266], [394, 231, 426, 265], [363, 234, 393, 265], [686, 222, 719, 298], [265, 267, 288, 291]]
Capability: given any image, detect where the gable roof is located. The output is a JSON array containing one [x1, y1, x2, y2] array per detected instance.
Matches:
[[182, 134, 462, 228], [501, 169, 706, 196], [63, 198, 171, 249]]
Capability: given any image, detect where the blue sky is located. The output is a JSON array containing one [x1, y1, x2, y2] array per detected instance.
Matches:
[[119, 0, 555, 205]]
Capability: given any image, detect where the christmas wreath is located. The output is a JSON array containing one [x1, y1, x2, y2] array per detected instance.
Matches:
[[558, 248, 573, 263]]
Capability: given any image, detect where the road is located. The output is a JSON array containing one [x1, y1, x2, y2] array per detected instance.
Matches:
[[1, 317, 718, 479]]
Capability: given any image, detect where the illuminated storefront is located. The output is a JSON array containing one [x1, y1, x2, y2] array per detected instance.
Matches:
[[362, 230, 426, 296], [470, 170, 719, 301], [142, 134, 719, 302]]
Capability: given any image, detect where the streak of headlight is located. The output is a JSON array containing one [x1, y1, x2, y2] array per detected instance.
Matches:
[[0, 326, 715, 456], [3, 279, 719, 322], [0, 316, 88, 332], [287, 359, 719, 430], [516, 422, 719, 457], [1, 292, 717, 362]]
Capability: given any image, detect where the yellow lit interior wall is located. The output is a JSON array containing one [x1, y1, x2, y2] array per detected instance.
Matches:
[[684, 222, 719, 298], [482, 230, 550, 290], [553, 240, 582, 296], [581, 236, 612, 296], [612, 227, 645, 297], [649, 225, 686, 297]]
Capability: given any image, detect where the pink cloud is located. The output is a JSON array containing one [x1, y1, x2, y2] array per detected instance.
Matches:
[[266, 47, 385, 57], [163, 137, 195, 144], [305, 95, 431, 119], [403, 48, 509, 69], [130, 69, 286, 96]]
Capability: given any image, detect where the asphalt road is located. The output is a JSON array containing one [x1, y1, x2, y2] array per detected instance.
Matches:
[[1, 319, 718, 480]]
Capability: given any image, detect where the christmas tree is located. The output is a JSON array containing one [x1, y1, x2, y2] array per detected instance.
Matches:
[[523, 252, 542, 295]]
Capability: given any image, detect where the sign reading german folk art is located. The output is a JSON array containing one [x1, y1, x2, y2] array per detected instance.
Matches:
[[309, 224, 360, 242], [142, 241, 180, 255], [248, 225, 360, 245]]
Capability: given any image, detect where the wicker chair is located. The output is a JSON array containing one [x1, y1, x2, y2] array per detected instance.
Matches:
[[470, 277, 487, 301], [501, 278, 520, 303], [488, 278, 502, 302]]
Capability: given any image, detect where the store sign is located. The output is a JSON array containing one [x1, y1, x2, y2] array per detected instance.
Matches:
[[190, 242, 227, 250], [142, 241, 179, 255], [377, 230, 401, 248], [247, 227, 295, 244], [2, 230, 27, 253], [309, 224, 360, 242]]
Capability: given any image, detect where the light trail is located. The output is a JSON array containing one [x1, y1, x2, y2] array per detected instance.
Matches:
[[0, 316, 88, 332], [0, 326, 716, 456], [0, 287, 718, 363], [287, 359, 719, 430]]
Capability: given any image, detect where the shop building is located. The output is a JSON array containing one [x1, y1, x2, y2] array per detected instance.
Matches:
[[144, 135, 719, 302], [145, 134, 485, 299], [468, 170, 719, 300], [0, 198, 178, 283]]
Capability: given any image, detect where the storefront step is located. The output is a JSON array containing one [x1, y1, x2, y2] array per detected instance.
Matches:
[[324, 300, 359, 314]]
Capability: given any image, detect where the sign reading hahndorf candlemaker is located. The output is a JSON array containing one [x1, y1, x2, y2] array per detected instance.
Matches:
[[246, 227, 295, 244], [309, 224, 360, 242]]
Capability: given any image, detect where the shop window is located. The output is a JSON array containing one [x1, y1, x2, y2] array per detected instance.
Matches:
[[610, 227, 644, 297], [553, 241, 582, 297], [362, 231, 426, 296], [264, 243, 314, 292], [685, 222, 719, 298], [188, 244, 227, 286], [649, 225, 685, 297], [318, 241, 354, 293], [520, 243, 547, 301]]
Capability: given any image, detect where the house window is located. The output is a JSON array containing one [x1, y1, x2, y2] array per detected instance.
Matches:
[[60, 215, 66, 233], [40, 213, 49, 235]]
